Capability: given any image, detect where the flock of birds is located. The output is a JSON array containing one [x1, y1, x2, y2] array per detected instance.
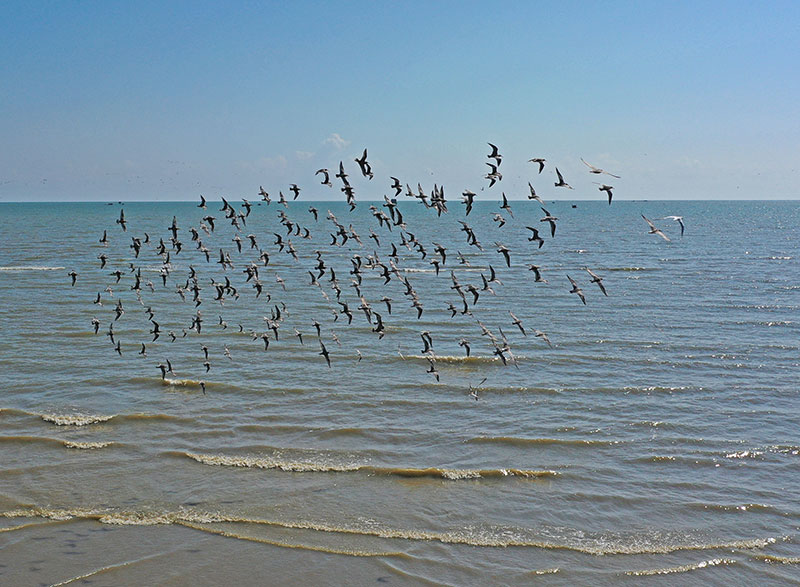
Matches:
[[70, 145, 684, 398]]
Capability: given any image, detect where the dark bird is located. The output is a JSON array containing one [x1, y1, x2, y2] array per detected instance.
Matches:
[[485, 162, 502, 186], [116, 209, 127, 231], [554, 167, 572, 189], [496, 243, 511, 268], [462, 190, 476, 216], [540, 207, 558, 237], [355, 149, 374, 179], [500, 192, 514, 217], [528, 158, 546, 174], [567, 275, 586, 305], [526, 226, 544, 248], [487, 142, 502, 165], [595, 183, 614, 205], [527, 182, 544, 204], [316, 169, 332, 187], [528, 264, 547, 283], [420, 331, 433, 353], [319, 341, 331, 367], [68, 270, 78, 286], [390, 177, 402, 197], [509, 311, 526, 335], [585, 268, 608, 296]]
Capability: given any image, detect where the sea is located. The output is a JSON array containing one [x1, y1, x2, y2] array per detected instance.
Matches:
[[0, 199, 798, 585]]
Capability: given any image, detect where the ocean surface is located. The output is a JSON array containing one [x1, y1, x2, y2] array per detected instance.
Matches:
[[0, 199, 798, 585]]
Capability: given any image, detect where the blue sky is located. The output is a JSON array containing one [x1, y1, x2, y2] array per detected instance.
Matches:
[[1, 1, 798, 201]]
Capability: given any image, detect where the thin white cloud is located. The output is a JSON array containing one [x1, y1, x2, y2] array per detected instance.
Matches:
[[295, 150, 315, 160], [323, 133, 350, 150]]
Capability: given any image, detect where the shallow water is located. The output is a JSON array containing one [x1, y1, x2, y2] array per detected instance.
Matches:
[[0, 199, 798, 585]]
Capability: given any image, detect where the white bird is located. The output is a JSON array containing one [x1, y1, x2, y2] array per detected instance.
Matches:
[[662, 215, 685, 237]]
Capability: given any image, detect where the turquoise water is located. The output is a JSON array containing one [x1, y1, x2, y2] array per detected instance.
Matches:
[[0, 199, 798, 584]]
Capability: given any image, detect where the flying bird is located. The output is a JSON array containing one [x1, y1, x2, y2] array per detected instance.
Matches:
[[540, 207, 558, 237], [642, 214, 671, 241], [595, 183, 614, 205], [567, 275, 586, 305], [527, 182, 544, 204], [554, 168, 572, 189], [585, 268, 608, 296], [581, 157, 620, 178], [528, 158, 546, 174], [662, 215, 685, 237], [316, 169, 332, 186]]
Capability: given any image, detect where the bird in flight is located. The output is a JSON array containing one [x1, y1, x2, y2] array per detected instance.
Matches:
[[585, 268, 608, 296], [554, 168, 573, 189], [642, 214, 671, 241], [567, 275, 586, 305], [595, 183, 614, 205], [581, 158, 620, 178], [528, 158, 546, 174], [662, 215, 685, 237]]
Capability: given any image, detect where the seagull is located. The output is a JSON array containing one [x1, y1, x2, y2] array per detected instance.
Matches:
[[527, 182, 544, 204], [68, 270, 78, 286], [492, 213, 506, 228], [526, 226, 544, 248], [534, 330, 552, 347], [642, 214, 671, 241], [581, 158, 620, 178], [487, 143, 502, 165], [355, 149, 374, 179], [554, 168, 573, 189], [469, 377, 487, 400], [540, 207, 558, 237], [567, 275, 586, 304], [462, 190, 476, 216], [595, 183, 614, 205], [528, 264, 547, 283], [509, 311, 526, 335], [426, 357, 439, 382], [662, 215, 685, 237], [496, 243, 511, 267], [585, 268, 608, 296], [316, 169, 332, 186], [500, 192, 514, 217], [198, 194, 207, 209], [528, 158, 546, 174], [319, 341, 331, 367], [485, 162, 502, 186], [116, 209, 127, 231]]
